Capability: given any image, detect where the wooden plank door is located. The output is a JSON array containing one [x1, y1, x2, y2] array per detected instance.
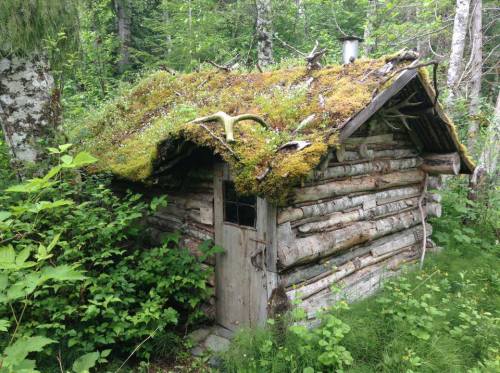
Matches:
[[213, 163, 275, 331]]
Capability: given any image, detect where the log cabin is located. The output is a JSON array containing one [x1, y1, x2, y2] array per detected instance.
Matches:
[[80, 50, 474, 331]]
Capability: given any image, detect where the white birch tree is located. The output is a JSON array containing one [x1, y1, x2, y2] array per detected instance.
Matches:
[[446, 0, 471, 102], [467, 0, 482, 153], [256, 0, 274, 66], [0, 1, 78, 167]]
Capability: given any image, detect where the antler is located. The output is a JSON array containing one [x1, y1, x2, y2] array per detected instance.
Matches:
[[191, 111, 270, 142]]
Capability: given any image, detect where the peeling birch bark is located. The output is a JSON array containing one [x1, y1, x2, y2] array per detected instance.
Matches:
[[256, 0, 274, 66], [446, 0, 471, 101], [0, 56, 55, 165]]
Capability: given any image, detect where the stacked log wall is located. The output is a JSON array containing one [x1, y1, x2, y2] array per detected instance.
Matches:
[[146, 168, 217, 318], [278, 129, 441, 319]]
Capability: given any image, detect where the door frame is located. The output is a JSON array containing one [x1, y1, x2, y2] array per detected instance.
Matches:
[[213, 162, 278, 328]]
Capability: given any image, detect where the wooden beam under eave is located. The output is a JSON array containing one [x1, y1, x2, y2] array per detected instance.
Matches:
[[339, 68, 418, 141]]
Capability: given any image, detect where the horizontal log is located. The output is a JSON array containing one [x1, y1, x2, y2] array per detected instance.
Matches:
[[278, 185, 422, 224], [293, 169, 425, 203], [298, 250, 418, 319], [278, 208, 423, 269], [283, 224, 430, 288], [343, 133, 394, 145], [297, 197, 419, 234], [313, 157, 422, 181], [420, 152, 460, 175], [287, 244, 420, 301], [333, 148, 418, 163]]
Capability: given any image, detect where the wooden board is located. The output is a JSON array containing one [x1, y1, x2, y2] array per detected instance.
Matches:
[[214, 163, 274, 331]]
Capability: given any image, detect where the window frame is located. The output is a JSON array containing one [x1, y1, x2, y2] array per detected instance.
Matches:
[[223, 181, 257, 229]]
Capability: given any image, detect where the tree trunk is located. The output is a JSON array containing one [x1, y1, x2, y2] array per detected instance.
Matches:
[[363, 0, 378, 56], [446, 0, 471, 102], [115, 0, 131, 73], [256, 0, 274, 66], [0, 56, 55, 166], [467, 0, 482, 154]]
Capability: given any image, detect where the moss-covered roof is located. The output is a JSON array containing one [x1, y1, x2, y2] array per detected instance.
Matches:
[[79, 52, 472, 201]]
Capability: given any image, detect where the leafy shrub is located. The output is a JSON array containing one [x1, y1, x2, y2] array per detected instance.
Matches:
[[0, 145, 219, 371], [222, 301, 353, 373]]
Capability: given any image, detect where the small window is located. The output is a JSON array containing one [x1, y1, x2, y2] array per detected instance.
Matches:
[[223, 181, 256, 228]]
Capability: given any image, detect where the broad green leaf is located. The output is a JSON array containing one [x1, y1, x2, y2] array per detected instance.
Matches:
[[16, 248, 31, 266], [0, 319, 10, 332], [6, 178, 55, 193], [28, 199, 74, 213], [61, 154, 73, 165], [0, 211, 11, 222], [46, 233, 61, 253], [47, 147, 60, 154], [0, 273, 8, 290], [70, 152, 98, 168], [72, 351, 99, 373], [41, 265, 85, 282], [2, 336, 55, 367], [42, 165, 62, 181], [0, 245, 15, 265], [58, 143, 73, 152]]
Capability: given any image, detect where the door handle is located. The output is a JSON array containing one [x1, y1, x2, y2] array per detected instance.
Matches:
[[250, 247, 265, 271]]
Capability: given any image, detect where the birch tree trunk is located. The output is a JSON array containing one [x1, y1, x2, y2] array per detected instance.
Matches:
[[115, 0, 132, 73], [256, 0, 274, 66], [446, 0, 471, 102], [467, 0, 482, 154], [363, 0, 378, 56], [0, 56, 55, 165]]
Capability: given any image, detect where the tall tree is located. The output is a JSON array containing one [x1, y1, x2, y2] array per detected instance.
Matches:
[[114, 0, 132, 73], [0, 0, 78, 167], [256, 0, 274, 66], [467, 0, 482, 153], [363, 0, 378, 56], [446, 0, 471, 102]]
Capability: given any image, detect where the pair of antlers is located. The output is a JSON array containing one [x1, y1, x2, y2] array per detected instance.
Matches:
[[191, 111, 269, 142]]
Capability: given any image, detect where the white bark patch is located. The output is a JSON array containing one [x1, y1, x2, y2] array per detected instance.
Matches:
[[0, 56, 55, 163]]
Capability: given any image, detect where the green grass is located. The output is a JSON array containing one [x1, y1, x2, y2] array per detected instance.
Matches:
[[221, 186, 500, 373]]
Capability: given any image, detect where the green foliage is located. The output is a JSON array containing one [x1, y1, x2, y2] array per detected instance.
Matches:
[[222, 301, 353, 372], [0, 145, 219, 370], [0, 0, 79, 60], [0, 146, 91, 372]]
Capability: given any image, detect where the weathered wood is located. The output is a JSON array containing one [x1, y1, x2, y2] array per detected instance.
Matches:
[[282, 224, 430, 287], [214, 162, 270, 331], [339, 67, 418, 140], [299, 249, 418, 318], [297, 197, 419, 234], [371, 223, 432, 257], [314, 157, 421, 181], [427, 175, 442, 190], [421, 153, 461, 175], [278, 185, 422, 224], [332, 148, 418, 163], [293, 169, 424, 203], [426, 202, 442, 218], [278, 208, 423, 268], [344, 133, 394, 145], [287, 243, 419, 301]]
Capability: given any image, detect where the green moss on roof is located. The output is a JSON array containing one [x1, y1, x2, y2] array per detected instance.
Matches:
[[79, 55, 419, 201]]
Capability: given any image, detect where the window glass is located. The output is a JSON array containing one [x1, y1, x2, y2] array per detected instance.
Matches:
[[223, 181, 256, 228]]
